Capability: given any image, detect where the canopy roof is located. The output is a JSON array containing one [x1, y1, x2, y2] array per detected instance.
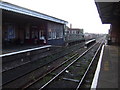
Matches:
[[0, 1, 68, 24], [95, 1, 120, 24]]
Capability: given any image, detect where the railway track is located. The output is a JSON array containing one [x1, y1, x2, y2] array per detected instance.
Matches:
[[76, 41, 103, 89], [39, 40, 103, 89], [2, 42, 85, 88], [2, 46, 60, 72], [22, 47, 86, 89], [21, 39, 104, 89]]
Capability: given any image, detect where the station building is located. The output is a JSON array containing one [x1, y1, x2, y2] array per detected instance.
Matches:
[[1, 2, 68, 47]]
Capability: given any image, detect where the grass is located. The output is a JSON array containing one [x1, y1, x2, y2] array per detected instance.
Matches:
[[42, 76, 52, 84]]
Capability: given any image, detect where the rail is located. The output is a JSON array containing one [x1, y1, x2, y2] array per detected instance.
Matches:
[[76, 41, 104, 90], [39, 40, 102, 89], [90, 45, 105, 89], [2, 42, 84, 87]]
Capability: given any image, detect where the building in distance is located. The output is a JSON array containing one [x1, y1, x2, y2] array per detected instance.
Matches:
[[65, 26, 84, 46]]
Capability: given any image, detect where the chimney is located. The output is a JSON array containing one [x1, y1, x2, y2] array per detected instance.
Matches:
[[70, 24, 72, 28]]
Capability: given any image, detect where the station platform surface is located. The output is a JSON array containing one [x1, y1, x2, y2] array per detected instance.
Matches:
[[91, 44, 119, 89], [2, 44, 43, 54]]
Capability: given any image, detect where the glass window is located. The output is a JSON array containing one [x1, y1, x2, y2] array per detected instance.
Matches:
[[25, 28, 30, 39], [31, 31, 35, 39], [39, 30, 44, 39], [7, 25, 15, 40], [52, 32, 56, 39], [48, 29, 52, 39]]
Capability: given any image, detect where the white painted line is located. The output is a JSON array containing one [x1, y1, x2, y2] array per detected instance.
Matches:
[[0, 45, 52, 57], [91, 45, 105, 89]]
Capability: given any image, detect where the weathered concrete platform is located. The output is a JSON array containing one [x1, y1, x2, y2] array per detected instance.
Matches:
[[2, 44, 43, 54], [91, 45, 119, 89]]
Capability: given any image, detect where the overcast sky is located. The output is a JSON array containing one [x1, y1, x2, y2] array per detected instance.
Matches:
[[3, 0, 110, 34]]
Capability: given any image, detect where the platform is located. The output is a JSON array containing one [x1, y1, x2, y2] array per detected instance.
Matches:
[[91, 44, 119, 89], [1, 45, 52, 57], [2, 44, 44, 54]]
